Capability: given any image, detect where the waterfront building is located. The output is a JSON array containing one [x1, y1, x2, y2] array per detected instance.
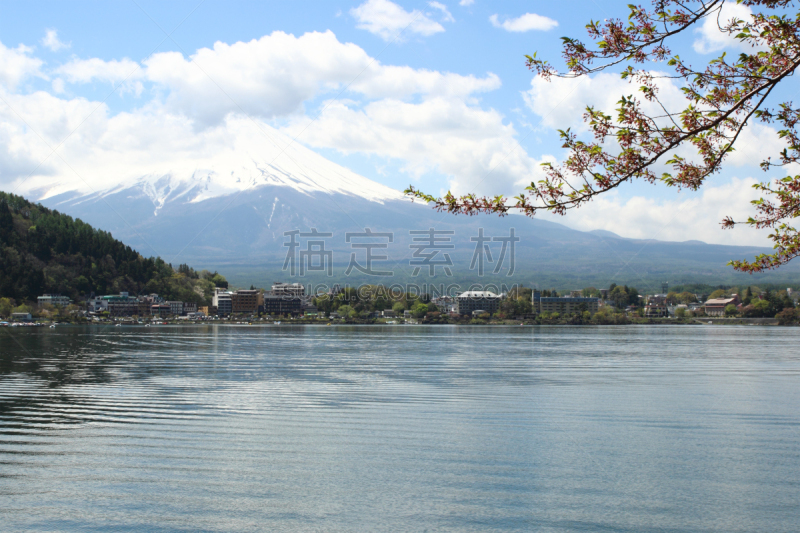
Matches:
[[104, 293, 140, 317], [644, 304, 668, 317], [430, 296, 456, 313], [703, 295, 740, 317], [87, 297, 108, 313], [262, 294, 302, 315], [37, 294, 72, 308], [166, 301, 184, 316], [137, 300, 151, 316], [11, 312, 32, 322], [270, 282, 306, 298], [532, 291, 599, 315], [213, 288, 233, 317], [151, 304, 171, 318], [456, 291, 501, 315], [231, 290, 262, 314]]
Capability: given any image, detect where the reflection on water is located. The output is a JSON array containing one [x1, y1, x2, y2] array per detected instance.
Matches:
[[1, 325, 799, 532]]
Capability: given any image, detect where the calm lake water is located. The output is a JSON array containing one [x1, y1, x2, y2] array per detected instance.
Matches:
[[0, 325, 798, 532]]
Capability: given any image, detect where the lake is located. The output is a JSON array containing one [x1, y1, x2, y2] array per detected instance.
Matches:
[[1, 325, 798, 532]]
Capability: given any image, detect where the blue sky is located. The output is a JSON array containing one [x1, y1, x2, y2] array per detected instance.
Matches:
[[0, 0, 792, 246]]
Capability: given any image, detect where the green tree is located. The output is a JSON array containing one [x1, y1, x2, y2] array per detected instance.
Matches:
[[744, 299, 773, 318], [742, 287, 753, 306], [0, 297, 15, 318], [665, 291, 679, 305], [776, 307, 798, 325], [724, 304, 738, 317], [609, 286, 630, 309], [337, 305, 355, 318], [410, 303, 428, 318], [392, 301, 406, 315], [678, 292, 698, 304]]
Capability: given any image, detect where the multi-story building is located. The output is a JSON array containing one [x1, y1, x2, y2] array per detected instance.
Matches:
[[87, 297, 108, 313], [456, 291, 501, 315], [104, 293, 141, 317], [703, 295, 740, 317], [270, 282, 306, 298], [532, 291, 599, 315], [644, 304, 668, 317], [231, 290, 262, 314], [262, 294, 302, 315], [137, 300, 152, 317], [151, 304, 171, 318], [431, 296, 456, 313], [37, 294, 72, 308], [184, 302, 197, 315], [166, 301, 184, 316], [213, 288, 232, 317]]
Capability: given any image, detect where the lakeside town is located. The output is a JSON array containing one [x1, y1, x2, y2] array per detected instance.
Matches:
[[3, 281, 799, 326]]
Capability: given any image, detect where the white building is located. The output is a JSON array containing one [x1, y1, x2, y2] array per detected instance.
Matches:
[[86, 297, 108, 313], [212, 288, 233, 316], [270, 282, 306, 298]]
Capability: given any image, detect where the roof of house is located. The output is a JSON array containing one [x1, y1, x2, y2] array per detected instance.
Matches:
[[704, 297, 738, 306], [458, 291, 499, 298]]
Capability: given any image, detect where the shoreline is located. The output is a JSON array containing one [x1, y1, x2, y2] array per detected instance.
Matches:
[[4, 318, 787, 328]]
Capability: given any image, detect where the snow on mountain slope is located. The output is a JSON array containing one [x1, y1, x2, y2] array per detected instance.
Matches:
[[21, 116, 403, 211]]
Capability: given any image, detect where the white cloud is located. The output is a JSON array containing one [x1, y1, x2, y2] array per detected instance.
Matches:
[[283, 97, 548, 197], [459, 0, 474, 5], [524, 71, 686, 132], [351, 66, 500, 99], [0, 42, 44, 89], [693, 3, 757, 54], [429, 1, 454, 22], [143, 31, 369, 124], [351, 0, 446, 41], [556, 177, 772, 247], [41, 29, 70, 52], [525, 71, 784, 170], [55, 57, 144, 96], [103, 30, 495, 125], [56, 57, 142, 84], [51, 78, 65, 94], [489, 13, 558, 32]]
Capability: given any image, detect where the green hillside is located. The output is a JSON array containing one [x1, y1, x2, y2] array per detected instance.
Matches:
[[0, 192, 226, 306]]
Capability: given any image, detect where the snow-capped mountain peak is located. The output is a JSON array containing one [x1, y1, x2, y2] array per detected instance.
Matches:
[[22, 118, 404, 208]]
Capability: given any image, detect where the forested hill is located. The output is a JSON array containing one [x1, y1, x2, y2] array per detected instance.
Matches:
[[0, 192, 226, 305]]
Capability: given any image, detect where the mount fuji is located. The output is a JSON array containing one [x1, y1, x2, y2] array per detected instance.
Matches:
[[18, 122, 797, 289]]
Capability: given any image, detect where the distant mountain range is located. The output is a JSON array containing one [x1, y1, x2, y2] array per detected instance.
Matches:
[[16, 123, 797, 291]]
